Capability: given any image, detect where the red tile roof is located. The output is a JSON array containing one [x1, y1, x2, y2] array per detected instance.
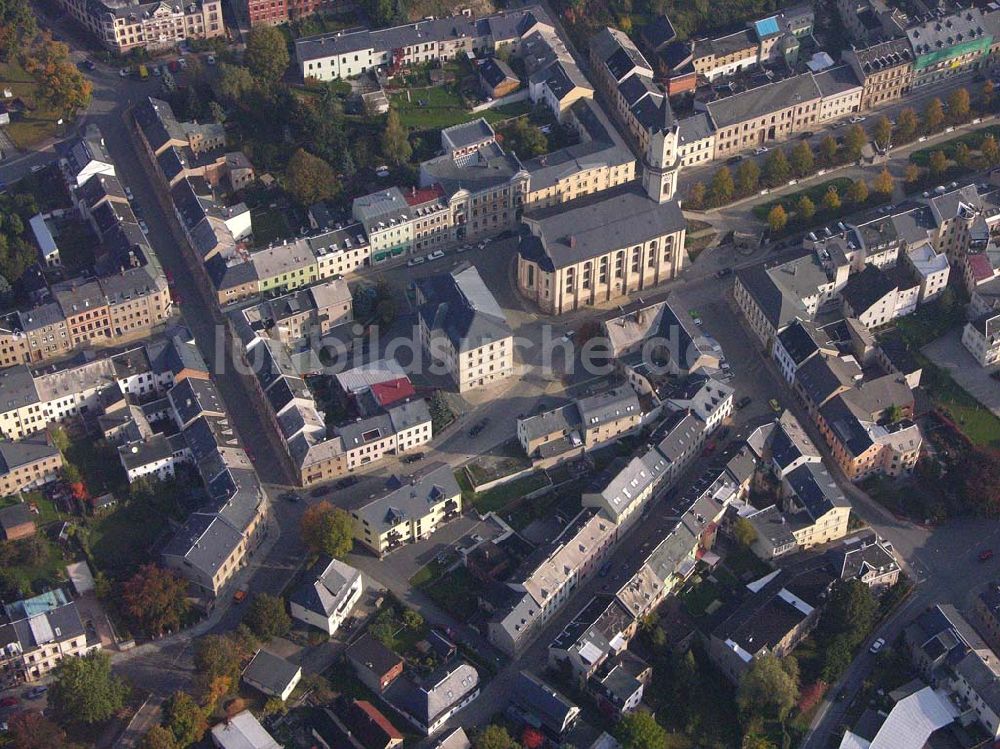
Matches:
[[370, 377, 416, 407], [968, 253, 996, 283], [349, 700, 403, 744], [403, 183, 446, 206]]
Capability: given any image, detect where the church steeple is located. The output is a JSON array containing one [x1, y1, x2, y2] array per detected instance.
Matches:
[[642, 98, 681, 204]]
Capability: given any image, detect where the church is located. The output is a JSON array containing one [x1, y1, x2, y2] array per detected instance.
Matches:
[[516, 99, 688, 315]]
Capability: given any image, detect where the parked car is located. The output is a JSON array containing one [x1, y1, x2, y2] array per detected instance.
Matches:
[[82, 59, 96, 71], [456, 244, 473, 253], [727, 155, 744, 165], [849, 115, 866, 123], [980, 549, 995, 562], [753, 146, 769, 155], [232, 588, 247, 604], [138, 220, 149, 234], [0, 698, 18, 709], [29, 164, 45, 174], [768, 398, 781, 413], [401, 452, 424, 464], [309, 486, 331, 498], [469, 418, 490, 437], [869, 637, 885, 654], [335, 476, 359, 489], [124, 186, 134, 200], [206, 54, 216, 65], [119, 67, 130, 78], [406, 256, 425, 267], [24, 686, 47, 700], [281, 492, 301, 503], [426, 250, 445, 261], [798, 131, 814, 140], [715, 267, 733, 279]]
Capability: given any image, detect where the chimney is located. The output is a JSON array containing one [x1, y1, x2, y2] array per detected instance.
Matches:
[[569, 236, 576, 248]]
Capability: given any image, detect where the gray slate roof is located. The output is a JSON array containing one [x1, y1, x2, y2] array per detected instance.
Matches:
[[415, 264, 512, 353]]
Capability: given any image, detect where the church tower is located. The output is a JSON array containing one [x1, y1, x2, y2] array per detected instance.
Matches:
[[643, 98, 681, 204]]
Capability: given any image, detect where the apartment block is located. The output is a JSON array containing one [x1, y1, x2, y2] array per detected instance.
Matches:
[[0, 600, 100, 682], [414, 265, 514, 393], [58, 0, 223, 54]]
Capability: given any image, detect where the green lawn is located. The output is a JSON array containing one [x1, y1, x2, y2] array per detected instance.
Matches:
[[752, 177, 855, 220], [87, 499, 170, 579], [420, 566, 479, 620], [0, 490, 66, 526], [466, 471, 551, 514], [389, 87, 531, 130], [251, 207, 293, 248], [892, 299, 964, 348], [0, 60, 64, 149], [921, 359, 1000, 448]]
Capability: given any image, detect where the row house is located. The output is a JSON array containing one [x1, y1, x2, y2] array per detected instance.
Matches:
[[0, 601, 99, 682]]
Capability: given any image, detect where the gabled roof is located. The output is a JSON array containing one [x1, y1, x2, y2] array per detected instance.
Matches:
[[288, 556, 361, 619]]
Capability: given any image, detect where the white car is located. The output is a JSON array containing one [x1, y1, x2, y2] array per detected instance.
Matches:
[[426, 250, 445, 261], [406, 256, 425, 267], [869, 637, 885, 654], [152, 66, 162, 77], [753, 146, 769, 155], [29, 164, 45, 174], [945, 126, 955, 133], [125, 186, 134, 200], [138, 220, 149, 234], [849, 115, 866, 123], [456, 245, 472, 253], [206, 54, 216, 65], [178, 57, 187, 68], [119, 67, 130, 78]]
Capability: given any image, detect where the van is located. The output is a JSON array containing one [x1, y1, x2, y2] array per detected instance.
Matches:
[[138, 64, 149, 80]]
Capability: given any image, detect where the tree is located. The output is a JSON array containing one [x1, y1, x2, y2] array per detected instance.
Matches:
[[735, 159, 761, 195], [873, 168, 894, 197], [904, 163, 920, 184], [929, 150, 948, 177], [363, 0, 397, 26], [983, 134, 1000, 167], [873, 116, 892, 149], [139, 726, 177, 749], [216, 63, 255, 103], [822, 186, 841, 212], [164, 691, 207, 747], [501, 118, 547, 157], [245, 25, 289, 84], [844, 124, 867, 161], [615, 711, 667, 749], [687, 181, 706, 209], [764, 149, 791, 186], [49, 651, 128, 724], [954, 142, 971, 169], [896, 107, 918, 142], [402, 608, 424, 630], [958, 448, 1000, 515], [193, 635, 241, 699], [710, 166, 734, 204], [984, 80, 995, 110], [790, 141, 814, 177], [767, 204, 788, 233], [300, 501, 355, 557], [798, 195, 816, 222], [847, 179, 869, 205], [733, 516, 758, 548], [121, 564, 190, 638], [924, 97, 945, 132], [474, 725, 518, 749], [737, 654, 799, 721], [382, 108, 412, 165], [822, 580, 877, 643], [7, 711, 78, 749], [246, 593, 291, 640], [285, 148, 337, 207], [948, 87, 971, 122], [819, 135, 838, 165], [23, 35, 92, 119], [0, 568, 23, 602]]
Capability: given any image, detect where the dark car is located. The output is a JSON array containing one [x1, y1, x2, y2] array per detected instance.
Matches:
[[727, 155, 744, 165], [0, 698, 18, 708], [980, 549, 994, 562], [402, 452, 424, 464], [469, 418, 490, 437], [715, 267, 733, 279], [281, 492, 301, 503], [81, 59, 96, 71], [310, 486, 331, 498], [736, 396, 752, 410], [798, 131, 814, 140], [335, 477, 359, 489]]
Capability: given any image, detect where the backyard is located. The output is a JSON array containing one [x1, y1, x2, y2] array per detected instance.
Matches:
[[389, 85, 531, 130], [0, 60, 63, 149], [455, 468, 551, 514]]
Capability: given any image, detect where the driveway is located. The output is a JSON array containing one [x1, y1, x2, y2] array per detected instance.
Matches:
[[923, 328, 1000, 417]]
